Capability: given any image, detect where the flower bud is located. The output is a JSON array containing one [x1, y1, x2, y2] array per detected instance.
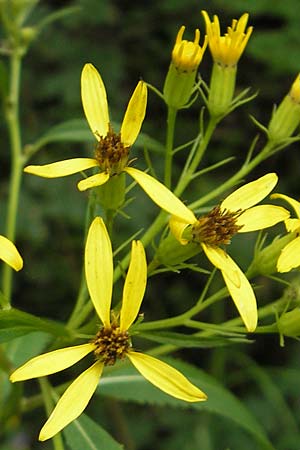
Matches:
[[277, 308, 300, 338], [163, 26, 207, 109], [268, 74, 300, 142]]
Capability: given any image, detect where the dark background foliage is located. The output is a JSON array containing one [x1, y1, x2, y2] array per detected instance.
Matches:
[[1, 0, 300, 449]]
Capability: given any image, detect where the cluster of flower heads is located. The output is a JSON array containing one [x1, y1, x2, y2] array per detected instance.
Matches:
[[5, 8, 300, 442]]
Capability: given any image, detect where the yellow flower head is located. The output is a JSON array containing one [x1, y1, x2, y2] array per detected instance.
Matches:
[[271, 193, 300, 272], [24, 63, 197, 221], [10, 217, 206, 441], [172, 25, 207, 72], [170, 173, 289, 332], [0, 235, 23, 271], [202, 10, 253, 67]]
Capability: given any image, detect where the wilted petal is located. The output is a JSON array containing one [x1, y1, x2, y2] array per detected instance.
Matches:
[[24, 158, 98, 178], [77, 171, 110, 191], [127, 351, 207, 402], [125, 167, 196, 223], [221, 173, 278, 212], [10, 343, 95, 382], [120, 241, 147, 331], [85, 217, 113, 327], [236, 205, 290, 232], [0, 235, 23, 271], [271, 193, 300, 219], [81, 63, 109, 140], [202, 244, 257, 331], [39, 361, 104, 441], [120, 81, 147, 147], [277, 236, 300, 273], [169, 215, 192, 245]]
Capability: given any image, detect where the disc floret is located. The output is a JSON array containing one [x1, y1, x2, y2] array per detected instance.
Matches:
[[93, 323, 130, 365]]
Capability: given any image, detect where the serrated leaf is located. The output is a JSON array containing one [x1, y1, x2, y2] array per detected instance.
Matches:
[[138, 330, 251, 348], [0, 308, 71, 343], [63, 413, 123, 450], [31, 119, 164, 153], [98, 358, 274, 450]]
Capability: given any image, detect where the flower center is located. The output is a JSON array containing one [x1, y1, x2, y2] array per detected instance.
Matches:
[[92, 323, 130, 366], [192, 205, 243, 246], [95, 125, 130, 175]]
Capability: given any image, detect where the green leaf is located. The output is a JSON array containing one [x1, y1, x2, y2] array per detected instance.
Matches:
[[0, 308, 71, 343], [98, 358, 274, 450], [30, 119, 164, 155], [63, 413, 123, 450], [137, 330, 252, 348]]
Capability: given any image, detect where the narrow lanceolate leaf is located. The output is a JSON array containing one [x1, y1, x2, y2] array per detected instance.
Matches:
[[81, 63, 109, 139], [125, 167, 196, 223], [77, 171, 110, 191], [127, 351, 207, 402], [0, 235, 23, 271], [85, 217, 113, 327], [63, 413, 123, 450], [121, 81, 147, 147], [221, 173, 278, 212], [10, 343, 95, 382], [39, 361, 104, 441], [277, 236, 300, 272], [236, 205, 290, 232], [24, 158, 98, 178], [120, 241, 147, 331]]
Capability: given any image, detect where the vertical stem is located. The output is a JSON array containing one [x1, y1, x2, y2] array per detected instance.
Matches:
[[2, 51, 23, 305], [164, 106, 177, 189]]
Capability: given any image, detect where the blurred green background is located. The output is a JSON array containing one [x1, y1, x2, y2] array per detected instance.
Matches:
[[1, 0, 300, 449]]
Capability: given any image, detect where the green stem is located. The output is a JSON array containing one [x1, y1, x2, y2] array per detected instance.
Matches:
[[1, 51, 23, 306], [164, 107, 177, 188], [174, 117, 218, 197]]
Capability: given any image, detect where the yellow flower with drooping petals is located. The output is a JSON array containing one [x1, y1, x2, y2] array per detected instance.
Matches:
[[0, 235, 23, 271], [271, 193, 300, 272], [10, 217, 207, 441], [202, 10, 253, 67], [169, 173, 289, 332], [24, 63, 195, 221]]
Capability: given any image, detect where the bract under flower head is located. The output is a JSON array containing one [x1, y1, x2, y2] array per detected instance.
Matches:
[[10, 217, 206, 441], [169, 173, 290, 331], [202, 10, 253, 67]]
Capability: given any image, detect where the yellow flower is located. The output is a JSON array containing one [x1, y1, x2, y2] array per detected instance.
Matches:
[[169, 173, 290, 332], [271, 193, 300, 272], [0, 235, 23, 271], [202, 10, 253, 67], [171, 25, 207, 72], [24, 63, 194, 221], [10, 217, 207, 441]]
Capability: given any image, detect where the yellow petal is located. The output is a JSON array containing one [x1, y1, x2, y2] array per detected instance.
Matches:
[[81, 63, 109, 140], [169, 215, 192, 245], [202, 244, 257, 331], [39, 361, 104, 441], [285, 218, 300, 232], [0, 235, 23, 271], [221, 173, 278, 212], [120, 241, 147, 331], [271, 193, 300, 219], [277, 236, 300, 272], [10, 343, 95, 382], [120, 81, 147, 147], [236, 205, 290, 232], [85, 217, 113, 327], [24, 158, 98, 178], [77, 171, 110, 191], [125, 167, 196, 223], [127, 351, 207, 402]]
